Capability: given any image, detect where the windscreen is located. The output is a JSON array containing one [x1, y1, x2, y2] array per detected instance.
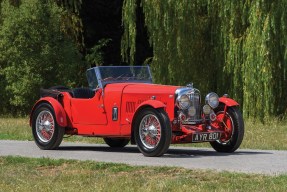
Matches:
[[87, 66, 153, 89], [99, 66, 152, 83]]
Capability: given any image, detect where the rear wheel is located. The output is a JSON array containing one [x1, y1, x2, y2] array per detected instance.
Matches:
[[134, 108, 172, 157], [210, 105, 244, 152], [32, 103, 64, 150], [104, 138, 130, 148]]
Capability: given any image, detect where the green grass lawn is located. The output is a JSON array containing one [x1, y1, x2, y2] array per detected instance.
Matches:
[[0, 156, 286, 192], [0, 117, 104, 144], [1, 118, 287, 191], [1, 117, 286, 150]]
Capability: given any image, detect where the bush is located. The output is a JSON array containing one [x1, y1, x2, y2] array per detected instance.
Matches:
[[0, 0, 86, 115]]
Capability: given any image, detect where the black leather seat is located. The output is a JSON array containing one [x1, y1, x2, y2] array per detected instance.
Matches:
[[72, 87, 95, 99]]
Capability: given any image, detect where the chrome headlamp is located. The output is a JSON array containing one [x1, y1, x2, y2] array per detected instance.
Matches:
[[202, 104, 212, 115], [205, 92, 219, 109], [176, 94, 191, 110]]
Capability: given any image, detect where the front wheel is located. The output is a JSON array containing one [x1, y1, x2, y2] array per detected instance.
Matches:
[[210, 105, 244, 153], [32, 103, 64, 150], [134, 108, 172, 157], [104, 138, 130, 148]]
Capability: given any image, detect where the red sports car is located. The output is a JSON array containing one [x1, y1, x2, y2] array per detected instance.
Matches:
[[30, 66, 244, 156]]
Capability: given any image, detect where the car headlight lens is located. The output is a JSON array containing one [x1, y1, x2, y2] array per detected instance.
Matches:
[[202, 104, 212, 115], [188, 106, 196, 116], [205, 92, 219, 109], [177, 94, 191, 110]]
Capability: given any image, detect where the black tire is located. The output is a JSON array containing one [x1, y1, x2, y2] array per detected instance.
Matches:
[[103, 138, 130, 148], [134, 108, 172, 157], [32, 103, 64, 150], [210, 105, 244, 153]]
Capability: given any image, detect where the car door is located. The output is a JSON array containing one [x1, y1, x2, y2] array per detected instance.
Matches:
[[70, 89, 107, 125]]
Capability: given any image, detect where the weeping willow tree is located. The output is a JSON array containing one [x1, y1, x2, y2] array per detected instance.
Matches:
[[56, 0, 84, 50], [122, 0, 214, 94], [122, 0, 287, 120], [212, 0, 287, 119], [241, 1, 287, 119]]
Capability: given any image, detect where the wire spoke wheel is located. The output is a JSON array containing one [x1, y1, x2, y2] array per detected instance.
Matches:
[[134, 108, 171, 157], [215, 112, 234, 144], [210, 105, 244, 153], [139, 114, 162, 149], [36, 110, 55, 143], [32, 103, 64, 150]]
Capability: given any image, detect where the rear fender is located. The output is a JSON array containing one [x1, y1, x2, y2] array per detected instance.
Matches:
[[30, 97, 67, 127]]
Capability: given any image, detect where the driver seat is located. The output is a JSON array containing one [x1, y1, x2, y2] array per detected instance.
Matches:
[[72, 87, 95, 99]]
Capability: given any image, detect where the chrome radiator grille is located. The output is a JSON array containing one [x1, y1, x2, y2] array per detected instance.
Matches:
[[187, 91, 201, 122], [175, 87, 202, 124]]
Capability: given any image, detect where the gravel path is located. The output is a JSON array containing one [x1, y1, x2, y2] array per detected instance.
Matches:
[[0, 140, 286, 175]]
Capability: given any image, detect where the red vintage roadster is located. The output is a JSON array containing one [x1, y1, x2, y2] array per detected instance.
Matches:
[[30, 66, 244, 156]]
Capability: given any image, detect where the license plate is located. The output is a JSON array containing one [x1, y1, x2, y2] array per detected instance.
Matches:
[[192, 132, 221, 142]]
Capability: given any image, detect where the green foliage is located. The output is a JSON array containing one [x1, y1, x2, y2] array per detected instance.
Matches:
[[122, 0, 224, 95], [85, 39, 111, 67], [0, 0, 86, 114], [121, 0, 137, 65], [122, 0, 287, 120], [57, 0, 84, 50]]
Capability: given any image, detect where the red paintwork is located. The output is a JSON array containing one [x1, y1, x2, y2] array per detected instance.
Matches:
[[30, 97, 67, 127], [30, 82, 240, 144], [219, 97, 239, 106], [120, 83, 178, 122], [211, 112, 233, 142], [136, 100, 166, 110]]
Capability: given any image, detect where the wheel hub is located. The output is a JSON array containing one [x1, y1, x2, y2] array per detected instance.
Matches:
[[214, 112, 234, 144], [35, 110, 55, 143], [139, 114, 161, 149], [147, 125, 157, 136], [43, 120, 52, 131]]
